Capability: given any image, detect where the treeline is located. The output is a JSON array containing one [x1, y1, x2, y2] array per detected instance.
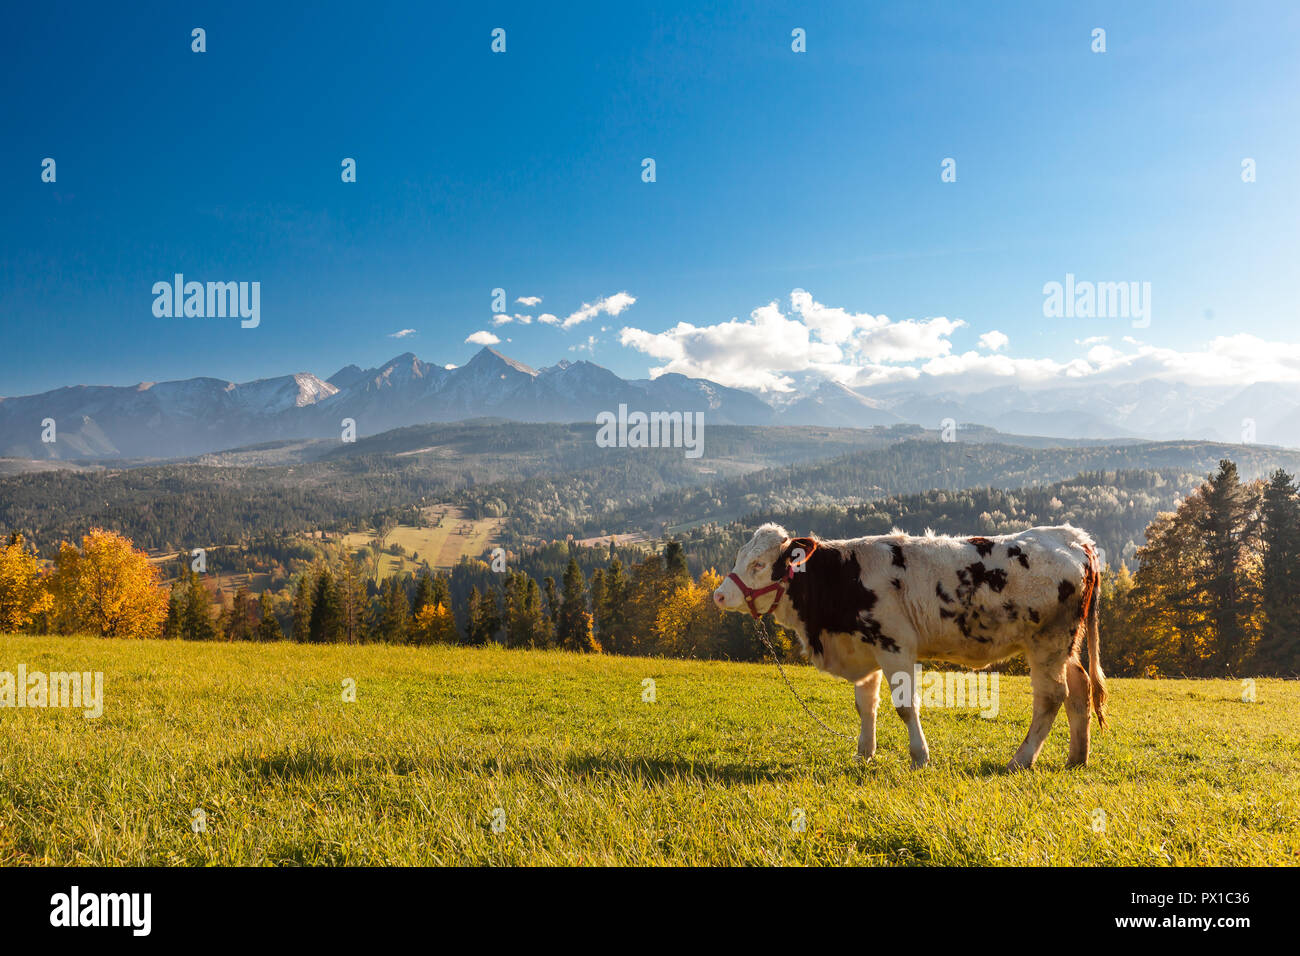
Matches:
[[1100, 462, 1300, 676], [0, 526, 775, 660], [235, 540, 767, 661], [460, 438, 1300, 544], [4, 459, 1298, 676]]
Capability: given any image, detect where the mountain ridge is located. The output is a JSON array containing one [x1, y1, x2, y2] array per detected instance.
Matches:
[[4, 346, 1300, 460]]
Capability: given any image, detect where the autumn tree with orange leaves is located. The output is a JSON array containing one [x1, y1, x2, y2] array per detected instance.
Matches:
[[0, 532, 53, 631], [46, 529, 168, 638]]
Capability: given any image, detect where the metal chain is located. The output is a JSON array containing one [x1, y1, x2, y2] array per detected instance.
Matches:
[[753, 616, 856, 741]]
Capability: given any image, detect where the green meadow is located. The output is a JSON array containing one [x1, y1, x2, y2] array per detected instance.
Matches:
[[0, 634, 1295, 866]]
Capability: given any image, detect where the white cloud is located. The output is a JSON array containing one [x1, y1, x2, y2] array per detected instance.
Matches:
[[537, 313, 560, 325], [619, 292, 962, 392], [492, 313, 533, 327], [444, 363, 458, 370], [562, 291, 637, 329], [620, 299, 844, 392], [979, 330, 1009, 351], [389, 329, 416, 339], [465, 330, 500, 345], [516, 295, 542, 306], [616, 290, 1300, 395]]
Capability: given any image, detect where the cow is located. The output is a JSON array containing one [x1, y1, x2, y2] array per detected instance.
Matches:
[[713, 523, 1107, 770]]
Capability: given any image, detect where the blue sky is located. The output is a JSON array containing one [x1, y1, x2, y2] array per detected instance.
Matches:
[[3, 0, 1298, 396]]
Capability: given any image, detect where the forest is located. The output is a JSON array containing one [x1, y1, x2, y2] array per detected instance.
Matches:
[[3, 458, 1297, 677]]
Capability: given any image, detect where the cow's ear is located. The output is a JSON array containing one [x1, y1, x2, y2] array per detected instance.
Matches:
[[772, 536, 816, 580], [770, 538, 795, 581]]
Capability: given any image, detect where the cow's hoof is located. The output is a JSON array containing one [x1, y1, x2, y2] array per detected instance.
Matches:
[[854, 751, 875, 764], [909, 752, 930, 770], [1005, 758, 1032, 772]]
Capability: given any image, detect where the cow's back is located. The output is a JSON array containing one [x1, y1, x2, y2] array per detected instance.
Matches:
[[836, 525, 1094, 669]]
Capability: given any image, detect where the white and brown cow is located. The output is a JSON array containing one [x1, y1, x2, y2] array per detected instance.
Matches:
[[713, 523, 1107, 770]]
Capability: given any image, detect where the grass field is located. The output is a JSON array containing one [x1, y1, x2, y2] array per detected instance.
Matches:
[[1, 633, 1296, 866]]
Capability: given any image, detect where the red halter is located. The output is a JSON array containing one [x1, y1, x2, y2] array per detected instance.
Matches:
[[728, 539, 818, 619]]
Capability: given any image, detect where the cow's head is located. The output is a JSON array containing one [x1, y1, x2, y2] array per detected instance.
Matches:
[[714, 523, 817, 617]]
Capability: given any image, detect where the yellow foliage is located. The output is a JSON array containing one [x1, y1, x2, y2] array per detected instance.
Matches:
[[47, 528, 168, 639], [413, 602, 458, 645], [652, 571, 721, 658], [0, 533, 52, 631]]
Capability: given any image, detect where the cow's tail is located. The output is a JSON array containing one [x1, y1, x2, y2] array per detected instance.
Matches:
[[1083, 545, 1108, 730]]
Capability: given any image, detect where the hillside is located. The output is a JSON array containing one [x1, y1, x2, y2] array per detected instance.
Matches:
[[6, 419, 1300, 559]]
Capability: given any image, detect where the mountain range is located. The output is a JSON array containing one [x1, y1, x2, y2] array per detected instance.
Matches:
[[3, 347, 1299, 459]]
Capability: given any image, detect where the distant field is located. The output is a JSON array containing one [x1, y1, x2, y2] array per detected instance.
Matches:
[[340, 506, 504, 576], [147, 547, 269, 595], [1, 634, 1295, 866]]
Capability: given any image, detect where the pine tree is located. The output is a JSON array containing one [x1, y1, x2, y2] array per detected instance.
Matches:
[[413, 571, 436, 617], [589, 568, 607, 647], [541, 576, 559, 645], [501, 571, 546, 648], [309, 568, 342, 643], [624, 553, 669, 655], [377, 576, 411, 643], [502, 572, 525, 648], [473, 585, 502, 645], [256, 593, 283, 641], [470, 587, 486, 647], [291, 573, 314, 642], [162, 581, 184, 639], [181, 569, 217, 641], [432, 573, 452, 612], [338, 561, 368, 644], [1195, 460, 1260, 670], [601, 557, 627, 654], [663, 540, 690, 585], [525, 576, 548, 647], [228, 585, 254, 641], [557, 557, 595, 652], [1256, 469, 1300, 673]]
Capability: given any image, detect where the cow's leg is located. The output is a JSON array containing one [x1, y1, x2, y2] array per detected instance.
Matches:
[[877, 650, 929, 769], [854, 670, 882, 762], [1008, 648, 1068, 770], [1064, 656, 1092, 767]]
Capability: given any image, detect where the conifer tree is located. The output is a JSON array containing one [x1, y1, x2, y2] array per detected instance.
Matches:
[[1195, 460, 1260, 669], [309, 568, 342, 643], [413, 571, 436, 617], [557, 557, 595, 652], [377, 575, 411, 643], [256, 593, 283, 641], [181, 569, 217, 641], [229, 585, 254, 641], [291, 573, 314, 642], [1257, 469, 1300, 673]]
